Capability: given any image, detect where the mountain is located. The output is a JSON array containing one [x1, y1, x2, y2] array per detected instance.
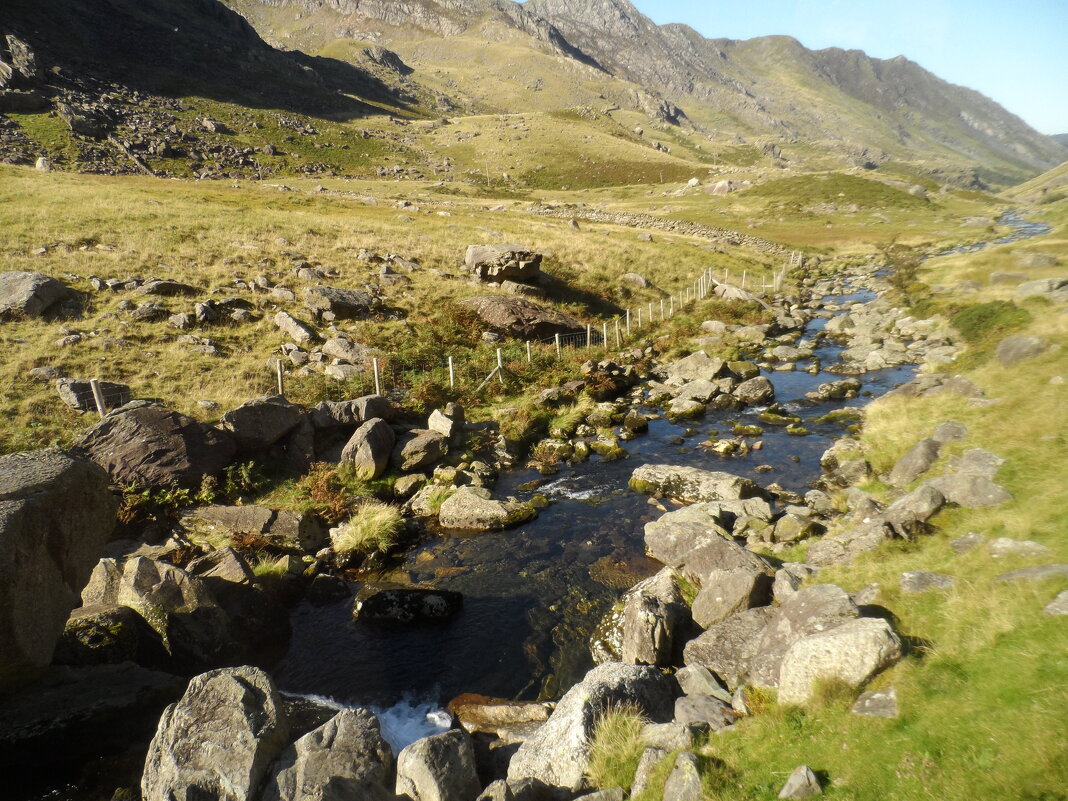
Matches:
[[1054, 134, 1068, 147], [224, 0, 1066, 184]]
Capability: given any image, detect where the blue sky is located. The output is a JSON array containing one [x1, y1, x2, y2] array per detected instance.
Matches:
[[605, 0, 1068, 135]]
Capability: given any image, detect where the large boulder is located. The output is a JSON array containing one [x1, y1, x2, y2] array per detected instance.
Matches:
[[460, 296, 584, 340], [0, 451, 117, 688], [142, 666, 291, 801], [396, 728, 481, 801], [644, 503, 770, 581], [438, 487, 536, 531], [630, 465, 764, 504], [466, 244, 542, 284], [75, 400, 236, 489], [888, 438, 941, 487], [777, 618, 903, 705], [312, 395, 394, 429], [507, 663, 674, 788], [995, 336, 1046, 366], [591, 567, 688, 666], [665, 352, 730, 383], [341, 418, 396, 480], [732, 376, 775, 405], [263, 709, 394, 801], [748, 585, 859, 689], [221, 395, 305, 452], [682, 607, 774, 690], [0, 271, 76, 319], [691, 568, 773, 629], [393, 429, 449, 472], [304, 286, 378, 319]]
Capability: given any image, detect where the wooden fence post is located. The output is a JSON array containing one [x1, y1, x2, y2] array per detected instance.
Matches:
[[496, 348, 505, 384], [555, 333, 561, 357], [602, 322, 608, 348], [586, 324, 592, 349], [89, 378, 107, 418], [372, 357, 381, 396], [615, 318, 621, 347], [526, 341, 532, 363], [448, 356, 455, 389], [626, 309, 631, 335]]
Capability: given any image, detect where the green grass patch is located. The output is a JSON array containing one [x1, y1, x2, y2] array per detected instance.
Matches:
[[587, 704, 648, 792], [745, 173, 930, 210]]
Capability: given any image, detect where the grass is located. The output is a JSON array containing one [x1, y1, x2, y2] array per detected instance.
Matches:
[[330, 499, 403, 559], [587, 704, 649, 792]]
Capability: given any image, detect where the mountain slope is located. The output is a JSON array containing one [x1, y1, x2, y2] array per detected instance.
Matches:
[[222, 0, 1066, 185]]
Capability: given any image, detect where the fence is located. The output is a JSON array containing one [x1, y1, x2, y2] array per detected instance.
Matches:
[[76, 258, 799, 417], [272, 259, 795, 405]]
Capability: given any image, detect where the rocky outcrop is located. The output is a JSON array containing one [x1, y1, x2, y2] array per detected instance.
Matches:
[[142, 666, 291, 801], [507, 662, 674, 788], [304, 285, 379, 319], [393, 429, 449, 472], [75, 400, 236, 489], [353, 586, 464, 624], [0, 450, 116, 688], [466, 244, 543, 284]]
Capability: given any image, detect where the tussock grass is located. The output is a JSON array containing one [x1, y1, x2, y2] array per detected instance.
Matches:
[[331, 499, 403, 558], [586, 704, 648, 792]]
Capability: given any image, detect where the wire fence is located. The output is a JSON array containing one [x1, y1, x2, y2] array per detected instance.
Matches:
[[75, 257, 799, 416]]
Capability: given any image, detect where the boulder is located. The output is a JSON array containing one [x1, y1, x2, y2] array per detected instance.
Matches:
[[393, 429, 449, 472], [932, 421, 968, 444], [748, 584, 859, 689], [888, 438, 941, 487], [691, 568, 773, 629], [900, 571, 955, 593], [851, 687, 899, 718], [665, 352, 730, 382], [620, 272, 652, 289], [632, 748, 668, 797], [263, 709, 393, 801], [75, 400, 236, 489], [772, 513, 822, 544], [438, 487, 535, 531], [995, 564, 1068, 583], [683, 607, 774, 690], [353, 587, 464, 624], [0, 451, 116, 688], [138, 279, 199, 297], [466, 244, 542, 284], [53, 603, 166, 667], [322, 336, 381, 365], [630, 465, 764, 503], [926, 474, 1012, 509], [883, 484, 945, 537], [733, 376, 775, 405], [662, 752, 702, 801], [55, 378, 132, 414], [0, 272, 76, 319], [221, 395, 304, 452], [1016, 277, 1068, 302], [341, 419, 396, 480], [312, 395, 394, 428], [460, 296, 583, 339], [778, 765, 821, 799], [995, 336, 1046, 366], [396, 728, 481, 801], [777, 617, 903, 704], [591, 567, 687, 666], [181, 505, 323, 552], [673, 694, 734, 732], [988, 538, 1050, 558], [507, 663, 673, 788], [644, 502, 770, 580], [304, 286, 378, 319], [273, 311, 316, 344], [142, 666, 291, 801]]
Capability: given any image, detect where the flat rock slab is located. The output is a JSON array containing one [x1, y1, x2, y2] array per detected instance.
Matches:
[[900, 571, 955, 593], [851, 687, 899, 718], [630, 464, 764, 503], [995, 564, 1068, 583], [0, 271, 75, 319]]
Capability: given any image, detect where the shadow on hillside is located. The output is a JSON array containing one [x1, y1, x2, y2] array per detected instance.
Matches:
[[3, 0, 417, 120]]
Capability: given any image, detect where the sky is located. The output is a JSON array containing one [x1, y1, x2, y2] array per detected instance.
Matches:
[[628, 0, 1068, 136]]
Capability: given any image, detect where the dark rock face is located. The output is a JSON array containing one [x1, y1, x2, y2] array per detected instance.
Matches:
[[460, 296, 584, 340], [0, 450, 116, 689], [0, 271, 76, 319], [53, 603, 167, 667], [75, 400, 236, 489]]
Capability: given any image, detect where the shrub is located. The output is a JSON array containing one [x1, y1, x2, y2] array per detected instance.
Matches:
[[332, 500, 403, 559], [949, 301, 1032, 345]]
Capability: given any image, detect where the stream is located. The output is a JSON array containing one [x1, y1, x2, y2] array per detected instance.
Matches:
[[271, 210, 1049, 738]]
